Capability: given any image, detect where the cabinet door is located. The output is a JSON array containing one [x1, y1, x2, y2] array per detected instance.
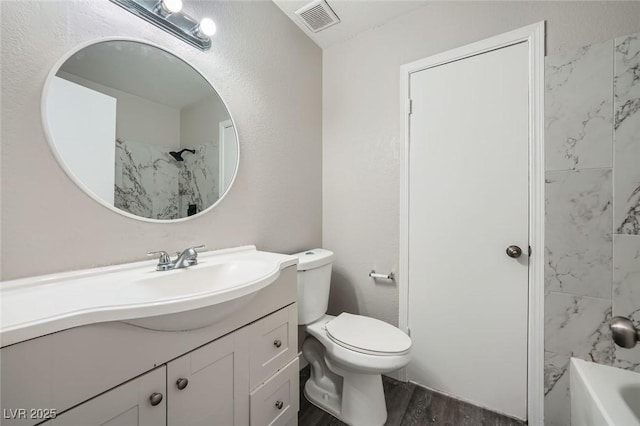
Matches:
[[49, 366, 166, 426], [167, 331, 249, 426]]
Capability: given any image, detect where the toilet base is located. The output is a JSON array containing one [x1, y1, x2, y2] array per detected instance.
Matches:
[[302, 336, 388, 426], [304, 376, 342, 419]]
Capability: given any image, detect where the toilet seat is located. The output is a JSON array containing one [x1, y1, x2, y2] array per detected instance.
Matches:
[[325, 313, 411, 356]]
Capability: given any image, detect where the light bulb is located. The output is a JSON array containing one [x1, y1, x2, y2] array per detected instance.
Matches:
[[198, 18, 216, 37], [160, 0, 182, 14]]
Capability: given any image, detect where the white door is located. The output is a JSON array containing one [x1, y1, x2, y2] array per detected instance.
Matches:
[[219, 120, 238, 195], [47, 76, 117, 204], [50, 367, 166, 426], [407, 41, 530, 419]]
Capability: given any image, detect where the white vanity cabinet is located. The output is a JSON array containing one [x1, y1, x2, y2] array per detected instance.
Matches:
[[49, 367, 167, 426], [1, 264, 298, 426], [42, 304, 297, 426]]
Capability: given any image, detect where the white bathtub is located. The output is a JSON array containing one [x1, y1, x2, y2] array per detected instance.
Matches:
[[571, 358, 640, 426]]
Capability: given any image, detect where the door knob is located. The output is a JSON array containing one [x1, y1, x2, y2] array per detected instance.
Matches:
[[506, 245, 522, 258], [273, 339, 282, 348], [149, 392, 163, 406], [176, 378, 189, 390], [275, 400, 284, 410]]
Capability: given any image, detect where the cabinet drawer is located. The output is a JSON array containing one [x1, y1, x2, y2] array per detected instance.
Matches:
[[248, 305, 297, 389], [250, 358, 299, 426]]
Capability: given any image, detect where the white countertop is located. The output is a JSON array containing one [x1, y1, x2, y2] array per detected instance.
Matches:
[[0, 246, 297, 347]]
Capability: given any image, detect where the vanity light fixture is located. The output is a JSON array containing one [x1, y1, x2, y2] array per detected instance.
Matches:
[[196, 17, 217, 37], [109, 0, 214, 51], [156, 0, 182, 17]]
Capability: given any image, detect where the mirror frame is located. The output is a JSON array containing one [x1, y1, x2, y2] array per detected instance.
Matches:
[[41, 37, 240, 223]]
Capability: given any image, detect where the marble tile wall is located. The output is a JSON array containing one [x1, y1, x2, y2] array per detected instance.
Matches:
[[545, 41, 613, 171], [178, 144, 219, 217], [544, 33, 640, 426], [613, 235, 640, 372], [614, 34, 640, 234], [115, 139, 179, 220], [115, 140, 219, 220]]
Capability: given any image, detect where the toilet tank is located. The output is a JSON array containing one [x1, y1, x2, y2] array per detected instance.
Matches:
[[294, 249, 334, 325]]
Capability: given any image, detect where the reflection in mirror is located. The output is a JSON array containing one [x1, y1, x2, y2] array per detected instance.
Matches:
[[44, 40, 238, 221]]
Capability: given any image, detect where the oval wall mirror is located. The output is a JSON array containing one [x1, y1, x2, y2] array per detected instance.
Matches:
[[42, 39, 239, 222]]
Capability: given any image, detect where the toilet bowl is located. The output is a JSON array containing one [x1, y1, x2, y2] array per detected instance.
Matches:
[[294, 249, 412, 426]]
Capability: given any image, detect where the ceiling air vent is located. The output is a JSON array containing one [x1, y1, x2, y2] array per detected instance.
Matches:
[[295, 0, 340, 33]]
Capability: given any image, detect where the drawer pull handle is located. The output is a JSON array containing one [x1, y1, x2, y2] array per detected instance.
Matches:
[[176, 378, 189, 390], [149, 392, 163, 406], [273, 339, 282, 348], [275, 400, 284, 410]]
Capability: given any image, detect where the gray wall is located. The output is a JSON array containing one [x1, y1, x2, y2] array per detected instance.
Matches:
[[0, 0, 322, 279], [322, 0, 640, 330], [180, 94, 230, 149], [544, 32, 640, 426]]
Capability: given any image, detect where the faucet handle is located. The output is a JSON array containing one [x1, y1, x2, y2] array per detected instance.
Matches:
[[183, 245, 205, 266], [187, 245, 205, 258], [147, 250, 171, 265], [186, 245, 205, 256]]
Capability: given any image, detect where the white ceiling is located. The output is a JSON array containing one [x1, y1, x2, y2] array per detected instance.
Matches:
[[272, 0, 429, 49], [59, 41, 213, 109]]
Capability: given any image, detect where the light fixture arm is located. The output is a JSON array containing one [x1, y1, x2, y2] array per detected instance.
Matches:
[[109, 0, 213, 51]]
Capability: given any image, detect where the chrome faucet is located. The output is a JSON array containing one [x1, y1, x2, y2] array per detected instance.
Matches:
[[148, 245, 205, 271]]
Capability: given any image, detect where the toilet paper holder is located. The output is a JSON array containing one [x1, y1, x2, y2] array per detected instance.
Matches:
[[369, 270, 395, 280]]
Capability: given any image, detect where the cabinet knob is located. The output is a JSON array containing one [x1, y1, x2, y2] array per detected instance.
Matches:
[[149, 392, 163, 406], [273, 339, 282, 348], [176, 378, 189, 390], [275, 400, 284, 410]]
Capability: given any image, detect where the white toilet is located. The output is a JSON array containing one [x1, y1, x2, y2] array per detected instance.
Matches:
[[294, 249, 412, 426]]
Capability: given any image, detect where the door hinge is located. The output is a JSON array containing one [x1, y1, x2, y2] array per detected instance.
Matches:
[[407, 99, 413, 115], [528, 245, 532, 257]]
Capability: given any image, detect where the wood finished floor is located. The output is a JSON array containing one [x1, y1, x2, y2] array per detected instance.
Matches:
[[298, 367, 525, 426]]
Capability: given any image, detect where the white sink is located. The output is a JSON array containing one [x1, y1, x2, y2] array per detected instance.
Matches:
[[0, 246, 297, 346], [121, 258, 278, 331], [132, 259, 275, 300]]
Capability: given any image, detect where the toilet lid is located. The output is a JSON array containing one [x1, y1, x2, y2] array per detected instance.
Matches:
[[325, 313, 411, 355]]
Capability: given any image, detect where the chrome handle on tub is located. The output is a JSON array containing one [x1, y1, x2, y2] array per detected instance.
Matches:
[[611, 316, 640, 349]]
